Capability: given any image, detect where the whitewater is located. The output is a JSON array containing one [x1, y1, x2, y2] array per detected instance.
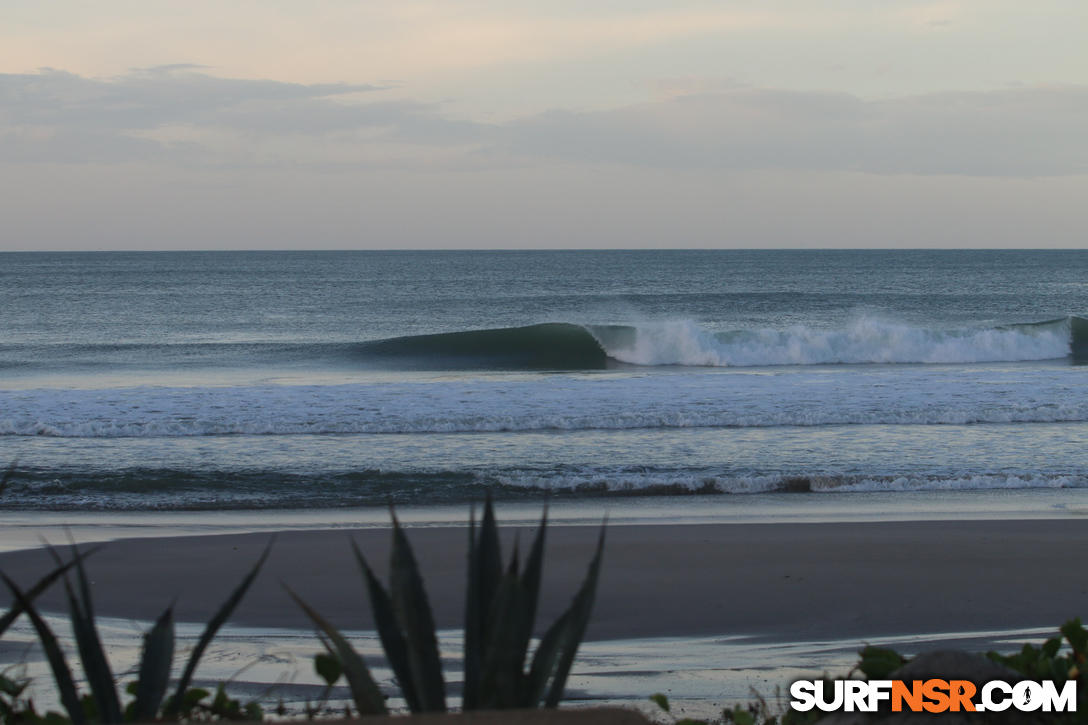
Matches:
[[3, 361, 1088, 437], [589, 317, 1079, 366]]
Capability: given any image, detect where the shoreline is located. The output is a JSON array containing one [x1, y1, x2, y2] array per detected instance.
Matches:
[[2, 486, 1087, 553], [2, 518, 1087, 643]]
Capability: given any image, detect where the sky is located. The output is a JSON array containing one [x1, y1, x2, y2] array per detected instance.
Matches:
[[1, 1, 1087, 250]]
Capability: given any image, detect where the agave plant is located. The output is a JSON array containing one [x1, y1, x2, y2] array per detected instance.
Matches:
[[289, 494, 605, 714], [0, 539, 272, 723]]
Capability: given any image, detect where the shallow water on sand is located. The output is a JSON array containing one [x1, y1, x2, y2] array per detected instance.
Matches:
[[0, 614, 1059, 721], [2, 487, 1088, 551]]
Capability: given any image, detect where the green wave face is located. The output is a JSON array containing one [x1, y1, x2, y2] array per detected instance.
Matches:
[[355, 323, 612, 370], [1071, 316, 1088, 359]]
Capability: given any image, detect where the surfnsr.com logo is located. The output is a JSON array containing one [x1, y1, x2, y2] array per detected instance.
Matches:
[[790, 679, 1077, 714]]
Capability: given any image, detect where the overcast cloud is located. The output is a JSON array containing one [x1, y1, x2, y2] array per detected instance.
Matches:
[[3, 68, 1085, 176], [505, 83, 1088, 176]]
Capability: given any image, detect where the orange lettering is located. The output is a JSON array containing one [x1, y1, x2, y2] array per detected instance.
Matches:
[[922, 679, 950, 713], [948, 680, 976, 712], [892, 681, 923, 712]]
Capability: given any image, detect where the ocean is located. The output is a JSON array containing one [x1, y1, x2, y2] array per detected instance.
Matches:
[[1, 249, 1086, 513]]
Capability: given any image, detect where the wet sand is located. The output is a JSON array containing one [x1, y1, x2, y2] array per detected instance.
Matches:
[[1, 519, 1087, 642]]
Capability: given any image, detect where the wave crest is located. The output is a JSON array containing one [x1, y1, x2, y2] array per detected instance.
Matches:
[[588, 317, 1079, 367]]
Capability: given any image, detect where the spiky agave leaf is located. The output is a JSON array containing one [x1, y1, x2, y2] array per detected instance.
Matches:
[[165, 538, 273, 716], [514, 507, 548, 670], [522, 610, 570, 707], [543, 523, 606, 707], [477, 493, 503, 622], [508, 508, 556, 709], [388, 511, 446, 711], [352, 539, 421, 713], [463, 493, 505, 710], [284, 586, 387, 716], [130, 606, 175, 722], [462, 505, 482, 710], [0, 574, 85, 725], [479, 558, 528, 708]]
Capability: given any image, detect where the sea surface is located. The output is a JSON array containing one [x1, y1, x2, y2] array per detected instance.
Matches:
[[1, 249, 1086, 512]]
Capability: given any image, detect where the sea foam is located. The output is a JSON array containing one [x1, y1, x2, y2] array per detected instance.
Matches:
[[589, 318, 1074, 367], [2, 363, 1086, 438]]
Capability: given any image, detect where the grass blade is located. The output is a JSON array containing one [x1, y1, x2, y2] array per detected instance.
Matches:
[[66, 544, 123, 723], [1, 573, 85, 725], [352, 538, 420, 712], [544, 523, 605, 707], [284, 586, 387, 715], [166, 538, 273, 715], [389, 511, 446, 711], [70, 541, 96, 623], [0, 557, 79, 637], [131, 606, 175, 722]]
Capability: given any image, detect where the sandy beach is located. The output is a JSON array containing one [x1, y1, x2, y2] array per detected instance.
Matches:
[[2, 518, 1086, 643]]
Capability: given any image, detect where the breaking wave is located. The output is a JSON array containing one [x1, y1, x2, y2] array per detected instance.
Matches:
[[361, 316, 1086, 369], [3, 317, 1083, 373]]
